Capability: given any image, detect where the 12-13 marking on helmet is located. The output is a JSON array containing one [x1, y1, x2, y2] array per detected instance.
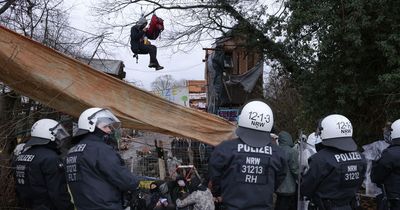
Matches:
[[337, 121, 352, 134], [248, 111, 271, 123], [248, 111, 271, 129]]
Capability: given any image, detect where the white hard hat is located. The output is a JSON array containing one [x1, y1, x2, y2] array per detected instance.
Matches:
[[390, 119, 400, 141], [319, 114, 357, 151], [136, 17, 148, 28], [235, 100, 274, 147], [75, 107, 121, 136], [307, 132, 321, 145], [26, 119, 70, 147]]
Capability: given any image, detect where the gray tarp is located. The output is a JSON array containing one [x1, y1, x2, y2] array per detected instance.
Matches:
[[225, 61, 263, 93], [206, 51, 263, 113]]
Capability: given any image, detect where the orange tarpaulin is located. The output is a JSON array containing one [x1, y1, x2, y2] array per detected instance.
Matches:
[[0, 25, 236, 146]]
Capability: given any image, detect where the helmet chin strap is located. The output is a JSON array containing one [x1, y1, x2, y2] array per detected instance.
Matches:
[[93, 128, 118, 149]]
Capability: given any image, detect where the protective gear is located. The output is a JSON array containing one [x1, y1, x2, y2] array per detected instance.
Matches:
[[389, 119, 400, 142], [209, 138, 287, 210], [74, 107, 121, 137], [319, 114, 357, 152], [65, 132, 138, 210], [14, 142, 74, 210], [301, 147, 367, 210], [136, 17, 148, 29], [26, 119, 70, 148], [371, 132, 400, 204], [235, 101, 274, 147]]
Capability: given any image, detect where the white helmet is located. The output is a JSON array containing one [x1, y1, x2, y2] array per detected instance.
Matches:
[[26, 119, 70, 147], [319, 114, 357, 151], [390, 119, 400, 142], [74, 107, 121, 136], [307, 132, 321, 146], [235, 101, 274, 147], [136, 17, 148, 29]]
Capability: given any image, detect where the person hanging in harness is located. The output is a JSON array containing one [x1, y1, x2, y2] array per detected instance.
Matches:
[[371, 119, 400, 210], [130, 16, 164, 70], [301, 114, 367, 210]]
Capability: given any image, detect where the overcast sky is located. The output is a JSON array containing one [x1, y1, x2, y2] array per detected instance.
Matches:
[[64, 0, 211, 90]]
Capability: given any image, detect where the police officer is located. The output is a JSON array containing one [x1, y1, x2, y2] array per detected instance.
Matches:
[[301, 114, 367, 210], [371, 119, 400, 210], [65, 107, 138, 210], [208, 100, 287, 210], [14, 119, 74, 210]]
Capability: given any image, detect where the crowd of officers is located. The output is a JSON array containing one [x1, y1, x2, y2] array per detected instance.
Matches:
[[11, 101, 400, 210]]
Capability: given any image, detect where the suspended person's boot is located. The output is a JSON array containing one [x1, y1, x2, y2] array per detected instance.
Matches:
[[155, 65, 164, 71], [148, 62, 158, 68], [149, 62, 164, 70]]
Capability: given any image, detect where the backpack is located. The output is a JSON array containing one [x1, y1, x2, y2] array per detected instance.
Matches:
[[146, 14, 164, 40]]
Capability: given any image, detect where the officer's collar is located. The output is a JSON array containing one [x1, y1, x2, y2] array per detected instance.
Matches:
[[83, 129, 108, 142], [94, 128, 109, 138], [391, 139, 400, 146]]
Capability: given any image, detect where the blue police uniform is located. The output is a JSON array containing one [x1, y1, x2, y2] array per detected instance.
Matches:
[[65, 132, 138, 210], [371, 141, 400, 209], [209, 138, 287, 210], [14, 140, 74, 210], [301, 147, 367, 210]]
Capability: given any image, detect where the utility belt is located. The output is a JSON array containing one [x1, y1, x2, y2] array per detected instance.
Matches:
[[322, 199, 351, 208], [309, 197, 354, 210]]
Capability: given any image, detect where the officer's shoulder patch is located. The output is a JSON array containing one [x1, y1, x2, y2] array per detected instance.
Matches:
[[68, 144, 87, 154]]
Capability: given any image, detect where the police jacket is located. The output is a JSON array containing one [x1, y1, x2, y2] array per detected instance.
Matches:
[[65, 132, 138, 210], [14, 141, 74, 210], [371, 141, 400, 199], [301, 147, 367, 204], [208, 138, 287, 210]]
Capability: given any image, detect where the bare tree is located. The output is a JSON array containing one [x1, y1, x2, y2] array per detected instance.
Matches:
[[0, 0, 94, 56], [0, 1, 97, 207], [264, 68, 304, 136], [151, 74, 179, 92], [92, 0, 298, 72]]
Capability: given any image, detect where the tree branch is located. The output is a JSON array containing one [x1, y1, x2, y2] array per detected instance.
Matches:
[[0, 0, 17, 15]]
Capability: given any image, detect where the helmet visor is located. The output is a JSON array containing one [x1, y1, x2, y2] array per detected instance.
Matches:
[[50, 123, 70, 141], [90, 109, 121, 131]]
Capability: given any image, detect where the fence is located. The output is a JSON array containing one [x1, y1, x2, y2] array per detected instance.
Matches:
[[119, 131, 213, 181]]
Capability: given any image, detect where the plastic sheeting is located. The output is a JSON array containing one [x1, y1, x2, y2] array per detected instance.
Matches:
[[225, 61, 263, 93], [0, 25, 236, 146], [362, 140, 390, 197], [206, 51, 263, 114], [206, 51, 225, 114]]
